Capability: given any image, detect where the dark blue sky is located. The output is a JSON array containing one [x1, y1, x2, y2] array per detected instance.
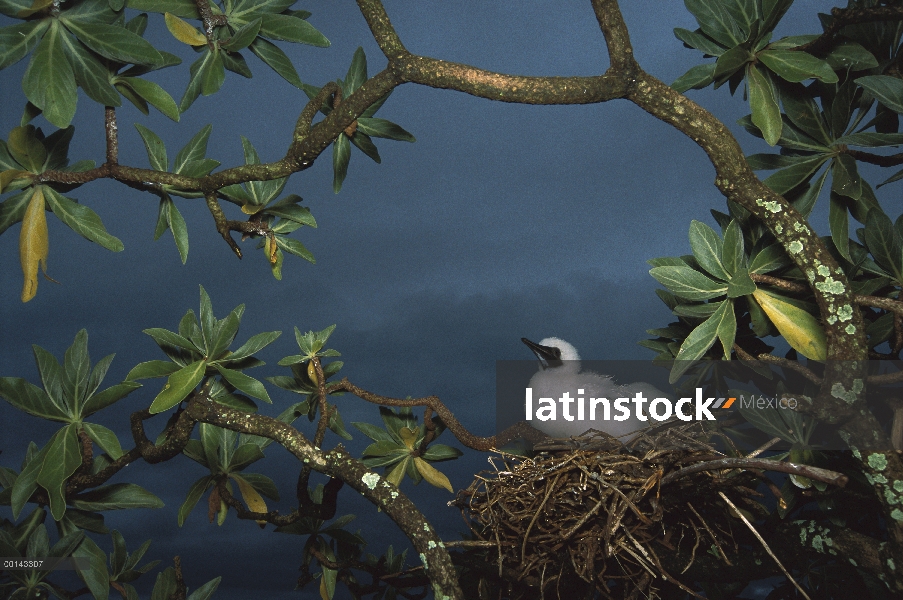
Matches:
[[1, 1, 837, 598]]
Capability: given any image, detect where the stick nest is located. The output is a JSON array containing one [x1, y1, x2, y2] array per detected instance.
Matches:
[[454, 423, 761, 598]]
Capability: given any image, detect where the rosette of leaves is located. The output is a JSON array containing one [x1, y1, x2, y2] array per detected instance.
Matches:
[[0, 124, 123, 301], [671, 0, 875, 146], [132, 123, 223, 264], [125, 285, 281, 414], [217, 137, 317, 279], [353, 407, 463, 493], [0, 0, 178, 128], [176, 419, 300, 528], [267, 325, 351, 438], [0, 524, 84, 599], [126, 0, 329, 111], [275, 484, 366, 600], [0, 330, 148, 520], [647, 218, 828, 383], [304, 47, 416, 193], [67, 529, 165, 600]]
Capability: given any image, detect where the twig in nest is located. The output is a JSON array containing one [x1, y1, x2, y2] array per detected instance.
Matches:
[[686, 502, 732, 566], [718, 492, 812, 600], [521, 472, 561, 561]]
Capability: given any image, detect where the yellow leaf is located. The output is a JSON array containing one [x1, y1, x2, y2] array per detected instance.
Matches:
[[240, 202, 265, 215], [752, 289, 827, 360], [164, 12, 208, 46], [19, 186, 48, 302], [307, 360, 318, 385], [217, 499, 228, 525], [386, 458, 408, 487], [16, 0, 52, 18], [399, 427, 418, 450], [0, 170, 30, 193], [232, 474, 268, 527], [319, 575, 329, 600], [414, 457, 454, 493]]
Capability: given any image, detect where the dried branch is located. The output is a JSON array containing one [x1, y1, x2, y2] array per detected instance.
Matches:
[[661, 457, 849, 487]]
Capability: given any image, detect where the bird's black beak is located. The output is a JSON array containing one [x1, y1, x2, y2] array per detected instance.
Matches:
[[521, 337, 562, 368]]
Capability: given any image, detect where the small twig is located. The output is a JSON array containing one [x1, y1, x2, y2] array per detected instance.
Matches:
[[747, 436, 782, 459], [662, 457, 848, 487], [204, 192, 242, 258], [194, 0, 228, 41], [796, 5, 903, 56], [718, 492, 812, 600], [521, 473, 561, 561], [686, 502, 732, 566]]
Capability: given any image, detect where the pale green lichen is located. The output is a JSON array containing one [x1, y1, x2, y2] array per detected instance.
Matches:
[[775, 224, 783, 234], [827, 315, 837, 324], [875, 473, 888, 484], [869, 453, 888, 470], [789, 240, 803, 253], [853, 379, 864, 393], [391, 491, 398, 499], [420, 552, 427, 565], [817, 265, 830, 277], [889, 558, 896, 571], [816, 278, 845, 294], [765, 201, 782, 212], [892, 509, 903, 522], [811, 535, 824, 552], [846, 324, 857, 335], [793, 222, 805, 232], [895, 481, 903, 492], [839, 302, 855, 319], [850, 558, 858, 566], [423, 524, 430, 531], [866, 473, 876, 485], [362, 473, 380, 489], [831, 382, 858, 404], [428, 541, 437, 549], [885, 489, 899, 504], [805, 269, 815, 281]]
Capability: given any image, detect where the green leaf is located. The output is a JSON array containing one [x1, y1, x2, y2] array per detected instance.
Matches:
[[649, 265, 728, 301], [179, 50, 214, 112], [673, 27, 726, 56], [125, 0, 198, 18], [62, 20, 163, 66], [0, 20, 49, 71], [60, 30, 122, 107], [714, 44, 752, 84], [81, 422, 123, 460], [345, 46, 367, 95], [36, 424, 82, 520], [671, 62, 716, 93], [684, 0, 743, 48], [726, 268, 756, 298], [10, 441, 50, 519], [752, 289, 827, 360], [208, 312, 240, 360], [22, 24, 77, 128], [222, 49, 252, 77], [164, 196, 188, 263], [749, 243, 789, 274], [762, 155, 827, 195], [223, 18, 261, 52], [865, 209, 903, 284], [73, 535, 110, 600], [332, 133, 351, 193], [672, 303, 720, 318], [148, 359, 206, 414], [721, 219, 746, 275], [173, 124, 212, 174], [186, 577, 221, 600], [356, 118, 416, 142], [247, 37, 303, 89], [177, 476, 212, 526], [214, 365, 271, 404], [134, 124, 167, 171], [71, 483, 164, 511], [670, 299, 734, 383], [829, 193, 851, 262], [43, 186, 124, 251], [63, 329, 90, 413], [275, 236, 314, 263], [0, 377, 69, 421], [421, 444, 463, 461], [856, 75, 903, 114], [201, 50, 225, 96], [689, 220, 729, 280], [224, 331, 280, 364], [780, 89, 830, 145], [229, 444, 265, 472], [119, 77, 180, 121], [80, 382, 141, 417], [748, 64, 782, 146], [835, 132, 903, 148], [832, 153, 862, 201], [125, 361, 181, 382], [264, 203, 316, 227], [257, 13, 328, 46], [824, 42, 877, 72], [32, 345, 65, 410], [758, 49, 838, 84]]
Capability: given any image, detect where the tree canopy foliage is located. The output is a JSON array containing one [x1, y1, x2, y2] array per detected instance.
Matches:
[[4, 0, 903, 598]]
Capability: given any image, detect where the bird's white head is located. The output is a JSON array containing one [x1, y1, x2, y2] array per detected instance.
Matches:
[[536, 338, 580, 361]]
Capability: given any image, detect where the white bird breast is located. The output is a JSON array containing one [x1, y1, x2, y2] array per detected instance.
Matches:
[[526, 369, 666, 438]]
